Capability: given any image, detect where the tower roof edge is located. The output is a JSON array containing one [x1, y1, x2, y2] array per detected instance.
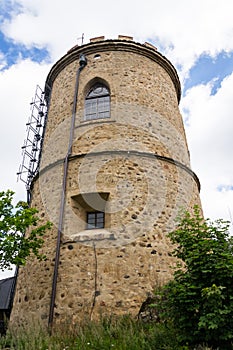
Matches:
[[45, 38, 181, 103]]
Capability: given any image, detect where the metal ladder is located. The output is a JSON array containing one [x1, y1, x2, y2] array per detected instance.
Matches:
[[17, 85, 48, 193]]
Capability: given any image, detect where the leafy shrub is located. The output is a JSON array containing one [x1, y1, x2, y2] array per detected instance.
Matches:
[[155, 207, 233, 349], [0, 190, 52, 270]]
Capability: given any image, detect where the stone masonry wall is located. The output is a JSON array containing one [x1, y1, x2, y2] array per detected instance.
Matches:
[[10, 39, 201, 326]]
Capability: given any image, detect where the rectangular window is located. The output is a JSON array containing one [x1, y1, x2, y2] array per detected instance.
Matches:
[[85, 96, 110, 120], [87, 212, 105, 229]]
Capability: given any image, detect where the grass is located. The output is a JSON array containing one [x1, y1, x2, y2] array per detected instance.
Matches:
[[0, 316, 216, 350]]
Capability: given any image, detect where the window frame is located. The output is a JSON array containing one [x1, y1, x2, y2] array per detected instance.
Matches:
[[86, 211, 105, 230], [84, 83, 110, 121]]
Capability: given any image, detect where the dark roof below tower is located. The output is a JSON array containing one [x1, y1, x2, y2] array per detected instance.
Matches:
[[0, 276, 16, 310]]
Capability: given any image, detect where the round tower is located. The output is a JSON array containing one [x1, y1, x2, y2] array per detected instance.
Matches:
[[11, 35, 201, 326]]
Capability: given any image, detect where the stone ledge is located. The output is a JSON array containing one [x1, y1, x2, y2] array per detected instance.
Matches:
[[64, 229, 115, 242]]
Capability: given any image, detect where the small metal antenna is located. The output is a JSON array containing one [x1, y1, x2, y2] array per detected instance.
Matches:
[[77, 33, 84, 45]]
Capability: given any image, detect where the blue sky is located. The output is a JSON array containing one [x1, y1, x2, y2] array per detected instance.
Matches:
[[184, 51, 233, 95], [0, 33, 49, 69], [0, 0, 50, 69], [0, 0, 233, 278]]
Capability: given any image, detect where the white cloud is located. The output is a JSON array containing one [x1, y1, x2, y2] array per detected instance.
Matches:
[[0, 58, 50, 202], [1, 0, 233, 72], [0, 267, 15, 279], [0, 59, 50, 280], [0, 52, 7, 70], [181, 73, 233, 224]]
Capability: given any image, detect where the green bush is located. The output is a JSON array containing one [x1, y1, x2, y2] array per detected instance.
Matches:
[[155, 207, 233, 349]]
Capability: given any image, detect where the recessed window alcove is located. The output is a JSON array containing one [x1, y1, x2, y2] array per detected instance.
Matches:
[[69, 192, 113, 242]]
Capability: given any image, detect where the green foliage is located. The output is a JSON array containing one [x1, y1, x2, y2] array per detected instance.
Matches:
[[156, 206, 233, 349], [0, 316, 189, 350], [0, 190, 52, 270]]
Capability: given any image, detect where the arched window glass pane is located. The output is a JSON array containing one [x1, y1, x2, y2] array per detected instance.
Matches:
[[85, 83, 110, 121]]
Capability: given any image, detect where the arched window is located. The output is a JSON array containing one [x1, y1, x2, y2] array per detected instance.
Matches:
[[84, 83, 110, 121]]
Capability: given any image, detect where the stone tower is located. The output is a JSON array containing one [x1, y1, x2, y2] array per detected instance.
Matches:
[[11, 35, 201, 326]]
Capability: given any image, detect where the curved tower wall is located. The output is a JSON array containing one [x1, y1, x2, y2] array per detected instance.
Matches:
[[11, 36, 201, 325]]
